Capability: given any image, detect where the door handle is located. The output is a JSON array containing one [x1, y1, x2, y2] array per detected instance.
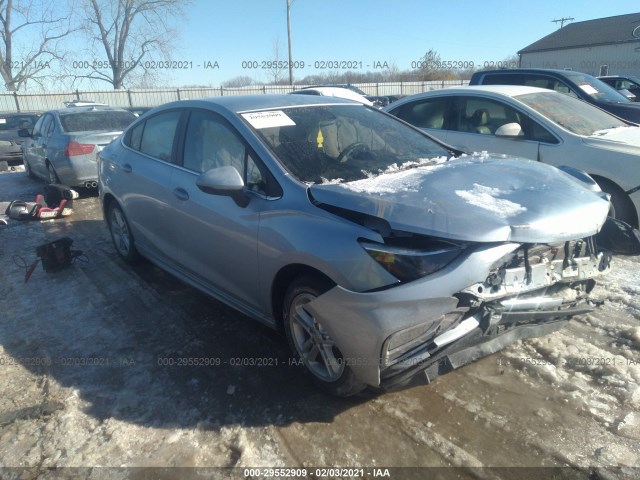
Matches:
[[173, 187, 189, 201], [121, 163, 132, 173]]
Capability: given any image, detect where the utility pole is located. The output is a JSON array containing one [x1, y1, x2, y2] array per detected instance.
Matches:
[[287, 0, 294, 85], [552, 17, 574, 28]]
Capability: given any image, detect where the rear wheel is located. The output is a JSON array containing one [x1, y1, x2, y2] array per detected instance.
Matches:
[[283, 275, 366, 396], [24, 160, 35, 179], [107, 202, 139, 263], [47, 162, 59, 184]]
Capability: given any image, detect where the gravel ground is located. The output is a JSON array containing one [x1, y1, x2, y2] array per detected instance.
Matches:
[[0, 167, 639, 480]]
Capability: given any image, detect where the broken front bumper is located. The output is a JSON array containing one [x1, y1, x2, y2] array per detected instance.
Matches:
[[304, 243, 611, 388]]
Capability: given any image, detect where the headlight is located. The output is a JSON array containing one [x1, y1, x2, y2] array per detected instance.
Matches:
[[557, 165, 601, 192], [360, 240, 463, 283]]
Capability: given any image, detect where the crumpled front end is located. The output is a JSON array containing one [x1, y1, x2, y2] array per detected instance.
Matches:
[[304, 237, 611, 389]]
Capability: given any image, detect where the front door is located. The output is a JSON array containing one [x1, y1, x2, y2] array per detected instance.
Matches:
[[168, 109, 268, 310]]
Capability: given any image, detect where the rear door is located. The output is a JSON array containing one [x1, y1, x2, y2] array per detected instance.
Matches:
[[386, 96, 451, 144], [117, 109, 185, 263], [29, 114, 55, 177]]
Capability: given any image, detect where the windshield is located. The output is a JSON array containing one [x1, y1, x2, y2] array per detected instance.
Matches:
[[245, 105, 451, 183], [60, 110, 136, 133], [564, 72, 631, 103], [516, 92, 628, 136]]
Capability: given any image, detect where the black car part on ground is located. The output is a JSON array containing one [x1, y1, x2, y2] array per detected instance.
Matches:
[[36, 237, 84, 273]]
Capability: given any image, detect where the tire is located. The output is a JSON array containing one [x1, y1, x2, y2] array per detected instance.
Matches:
[[597, 179, 637, 228], [47, 162, 59, 184], [283, 275, 366, 396], [107, 202, 139, 263], [24, 160, 35, 179]]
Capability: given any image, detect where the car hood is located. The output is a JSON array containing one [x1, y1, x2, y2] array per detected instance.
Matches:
[[309, 156, 609, 243], [585, 126, 640, 153]]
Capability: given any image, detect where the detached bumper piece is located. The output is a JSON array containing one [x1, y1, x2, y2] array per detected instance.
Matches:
[[379, 300, 587, 390]]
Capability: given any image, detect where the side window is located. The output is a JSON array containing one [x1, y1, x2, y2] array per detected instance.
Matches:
[[44, 115, 57, 136], [31, 115, 45, 136], [482, 74, 524, 86], [392, 97, 449, 129], [139, 110, 182, 161], [618, 80, 634, 90], [522, 76, 579, 99], [452, 97, 524, 135], [126, 122, 144, 151], [38, 115, 53, 137], [525, 118, 559, 144], [183, 110, 267, 193], [550, 80, 579, 99]]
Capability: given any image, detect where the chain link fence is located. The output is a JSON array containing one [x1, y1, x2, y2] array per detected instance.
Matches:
[[0, 80, 469, 112]]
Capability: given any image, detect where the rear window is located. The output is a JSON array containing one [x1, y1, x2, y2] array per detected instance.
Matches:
[[0, 114, 39, 131], [60, 110, 136, 133]]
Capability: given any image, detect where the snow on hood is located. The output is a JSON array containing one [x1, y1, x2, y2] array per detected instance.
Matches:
[[585, 126, 640, 152], [454, 184, 527, 219], [310, 156, 610, 243]]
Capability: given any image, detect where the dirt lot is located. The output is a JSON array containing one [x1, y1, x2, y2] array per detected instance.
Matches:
[[1, 167, 639, 480]]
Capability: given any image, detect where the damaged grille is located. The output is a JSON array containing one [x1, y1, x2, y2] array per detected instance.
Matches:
[[464, 237, 610, 303]]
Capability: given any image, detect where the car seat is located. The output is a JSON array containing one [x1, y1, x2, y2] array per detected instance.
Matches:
[[470, 109, 492, 134]]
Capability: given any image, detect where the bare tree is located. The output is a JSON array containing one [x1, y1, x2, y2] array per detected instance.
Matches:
[[79, 0, 186, 89], [267, 36, 286, 85], [0, 0, 75, 91], [221, 75, 255, 88], [415, 48, 456, 81]]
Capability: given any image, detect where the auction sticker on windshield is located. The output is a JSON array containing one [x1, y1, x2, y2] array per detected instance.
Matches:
[[578, 84, 599, 95], [241, 110, 296, 129]]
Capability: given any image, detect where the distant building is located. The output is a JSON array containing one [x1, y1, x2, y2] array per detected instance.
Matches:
[[518, 13, 640, 76]]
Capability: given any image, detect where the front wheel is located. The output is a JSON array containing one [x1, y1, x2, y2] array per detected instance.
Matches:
[[598, 179, 637, 228], [107, 202, 139, 263], [283, 275, 366, 396]]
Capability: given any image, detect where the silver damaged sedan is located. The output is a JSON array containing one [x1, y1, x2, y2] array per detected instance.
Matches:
[[98, 95, 612, 396]]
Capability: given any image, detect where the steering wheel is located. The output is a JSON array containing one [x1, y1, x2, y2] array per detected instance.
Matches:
[[336, 142, 371, 163]]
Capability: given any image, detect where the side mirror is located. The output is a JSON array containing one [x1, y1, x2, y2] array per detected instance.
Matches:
[[196, 165, 249, 207], [18, 128, 32, 138], [495, 122, 524, 138]]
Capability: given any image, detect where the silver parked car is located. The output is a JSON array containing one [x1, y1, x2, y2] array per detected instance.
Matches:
[[98, 95, 612, 396], [384, 85, 640, 227], [20, 106, 136, 188]]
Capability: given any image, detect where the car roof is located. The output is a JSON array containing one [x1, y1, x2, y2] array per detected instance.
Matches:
[[440, 85, 550, 96], [473, 68, 587, 76], [151, 94, 364, 115], [598, 75, 640, 81], [384, 85, 555, 107], [50, 106, 136, 116], [0, 111, 42, 116], [291, 87, 373, 105]]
